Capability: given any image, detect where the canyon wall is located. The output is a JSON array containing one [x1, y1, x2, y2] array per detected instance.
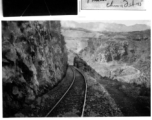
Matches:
[[79, 30, 150, 87], [2, 21, 68, 117]]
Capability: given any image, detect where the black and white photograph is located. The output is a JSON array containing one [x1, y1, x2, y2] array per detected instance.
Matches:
[[82, 0, 145, 10], [2, 0, 77, 17], [2, 20, 151, 117]]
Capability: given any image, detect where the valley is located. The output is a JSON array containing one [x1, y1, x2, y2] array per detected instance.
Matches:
[[2, 21, 150, 117], [62, 22, 150, 88], [62, 21, 151, 116]]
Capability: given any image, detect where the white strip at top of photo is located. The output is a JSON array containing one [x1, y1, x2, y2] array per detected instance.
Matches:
[[82, 0, 145, 10]]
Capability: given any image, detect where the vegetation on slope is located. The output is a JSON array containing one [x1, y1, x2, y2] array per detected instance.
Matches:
[[79, 30, 150, 87], [74, 56, 150, 116]]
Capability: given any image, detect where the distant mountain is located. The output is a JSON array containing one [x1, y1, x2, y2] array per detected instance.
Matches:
[[61, 21, 150, 32]]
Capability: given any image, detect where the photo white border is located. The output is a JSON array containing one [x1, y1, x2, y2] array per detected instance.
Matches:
[[0, 0, 151, 119]]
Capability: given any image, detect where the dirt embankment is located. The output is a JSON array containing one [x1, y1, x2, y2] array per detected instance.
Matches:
[[74, 56, 150, 116]]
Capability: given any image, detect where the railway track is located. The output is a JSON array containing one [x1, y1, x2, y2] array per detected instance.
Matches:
[[45, 66, 87, 117], [74, 67, 87, 117]]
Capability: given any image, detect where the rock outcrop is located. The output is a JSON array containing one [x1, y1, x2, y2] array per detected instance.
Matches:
[[2, 21, 68, 117], [79, 30, 150, 87]]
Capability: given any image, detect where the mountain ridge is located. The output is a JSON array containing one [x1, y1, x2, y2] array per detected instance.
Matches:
[[61, 21, 150, 32]]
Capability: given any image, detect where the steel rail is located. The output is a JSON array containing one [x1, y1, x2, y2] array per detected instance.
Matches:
[[20, 0, 34, 16], [45, 66, 76, 117], [74, 67, 87, 117]]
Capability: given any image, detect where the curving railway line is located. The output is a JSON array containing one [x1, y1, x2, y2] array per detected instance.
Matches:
[[45, 66, 87, 117]]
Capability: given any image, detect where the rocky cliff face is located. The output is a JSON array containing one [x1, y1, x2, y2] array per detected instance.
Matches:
[[2, 21, 68, 117], [79, 30, 150, 87]]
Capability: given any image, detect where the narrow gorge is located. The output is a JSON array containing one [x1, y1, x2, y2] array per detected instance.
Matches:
[[2, 21, 151, 117]]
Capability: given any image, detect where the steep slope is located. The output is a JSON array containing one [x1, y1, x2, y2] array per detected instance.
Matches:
[[62, 22, 150, 116], [74, 56, 150, 116], [61, 27, 100, 53], [79, 30, 150, 87], [2, 21, 68, 117], [61, 27, 103, 65]]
